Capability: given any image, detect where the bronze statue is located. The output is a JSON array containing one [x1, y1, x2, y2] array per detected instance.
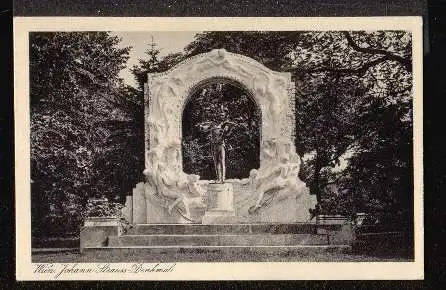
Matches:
[[195, 83, 250, 183], [211, 126, 226, 184], [199, 118, 240, 184]]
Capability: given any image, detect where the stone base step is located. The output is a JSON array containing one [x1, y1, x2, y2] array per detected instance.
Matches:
[[108, 234, 329, 247], [125, 223, 342, 235], [82, 245, 351, 262]]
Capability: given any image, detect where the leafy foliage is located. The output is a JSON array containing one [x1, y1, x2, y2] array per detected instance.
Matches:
[[293, 32, 412, 220], [179, 31, 413, 222], [131, 40, 187, 90], [85, 196, 124, 218], [31, 30, 414, 238], [182, 81, 260, 179], [30, 32, 144, 237]]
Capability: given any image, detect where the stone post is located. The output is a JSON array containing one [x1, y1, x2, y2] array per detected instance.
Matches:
[[202, 183, 235, 224]]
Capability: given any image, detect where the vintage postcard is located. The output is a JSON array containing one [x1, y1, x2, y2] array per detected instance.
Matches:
[[14, 17, 423, 280]]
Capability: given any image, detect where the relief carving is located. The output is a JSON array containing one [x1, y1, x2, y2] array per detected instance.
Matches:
[[138, 49, 312, 223], [248, 138, 304, 214]]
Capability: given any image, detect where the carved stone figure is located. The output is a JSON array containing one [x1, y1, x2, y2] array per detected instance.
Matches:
[[128, 49, 317, 224], [145, 160, 206, 218], [248, 138, 305, 214]]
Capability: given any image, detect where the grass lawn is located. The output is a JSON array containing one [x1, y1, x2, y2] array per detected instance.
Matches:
[[32, 248, 412, 263]]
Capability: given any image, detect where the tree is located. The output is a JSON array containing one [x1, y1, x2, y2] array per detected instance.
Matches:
[[131, 36, 162, 91], [292, 31, 412, 218], [185, 31, 304, 71], [295, 73, 363, 205], [89, 84, 145, 205], [182, 81, 260, 179], [131, 37, 188, 90], [184, 31, 361, 202], [183, 31, 413, 221], [30, 32, 140, 237], [132, 31, 413, 225]]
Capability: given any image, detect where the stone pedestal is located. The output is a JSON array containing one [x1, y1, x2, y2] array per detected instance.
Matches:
[[202, 183, 235, 224], [80, 217, 123, 253]]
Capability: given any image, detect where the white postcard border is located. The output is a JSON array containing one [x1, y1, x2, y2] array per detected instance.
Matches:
[[14, 16, 424, 280]]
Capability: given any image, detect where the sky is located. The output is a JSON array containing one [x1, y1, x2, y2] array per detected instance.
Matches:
[[111, 31, 200, 88]]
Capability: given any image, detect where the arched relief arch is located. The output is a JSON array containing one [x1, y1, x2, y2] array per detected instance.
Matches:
[[181, 76, 260, 115], [180, 76, 262, 141], [181, 77, 261, 179], [144, 48, 297, 175], [131, 48, 317, 225]]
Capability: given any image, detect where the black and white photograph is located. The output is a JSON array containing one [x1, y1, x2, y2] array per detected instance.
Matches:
[[14, 17, 423, 280]]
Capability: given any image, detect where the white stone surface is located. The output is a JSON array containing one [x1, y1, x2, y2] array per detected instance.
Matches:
[[201, 183, 235, 224], [145, 49, 296, 173], [121, 195, 133, 224], [132, 182, 146, 224], [206, 183, 234, 212], [84, 217, 121, 227], [136, 49, 315, 224]]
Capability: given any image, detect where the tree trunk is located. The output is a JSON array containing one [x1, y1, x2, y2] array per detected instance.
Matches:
[[314, 149, 322, 204]]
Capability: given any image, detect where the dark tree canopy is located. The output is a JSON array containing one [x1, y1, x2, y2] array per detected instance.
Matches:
[[30, 32, 143, 237], [125, 30, 415, 224], [182, 31, 413, 223], [30, 30, 414, 238]]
